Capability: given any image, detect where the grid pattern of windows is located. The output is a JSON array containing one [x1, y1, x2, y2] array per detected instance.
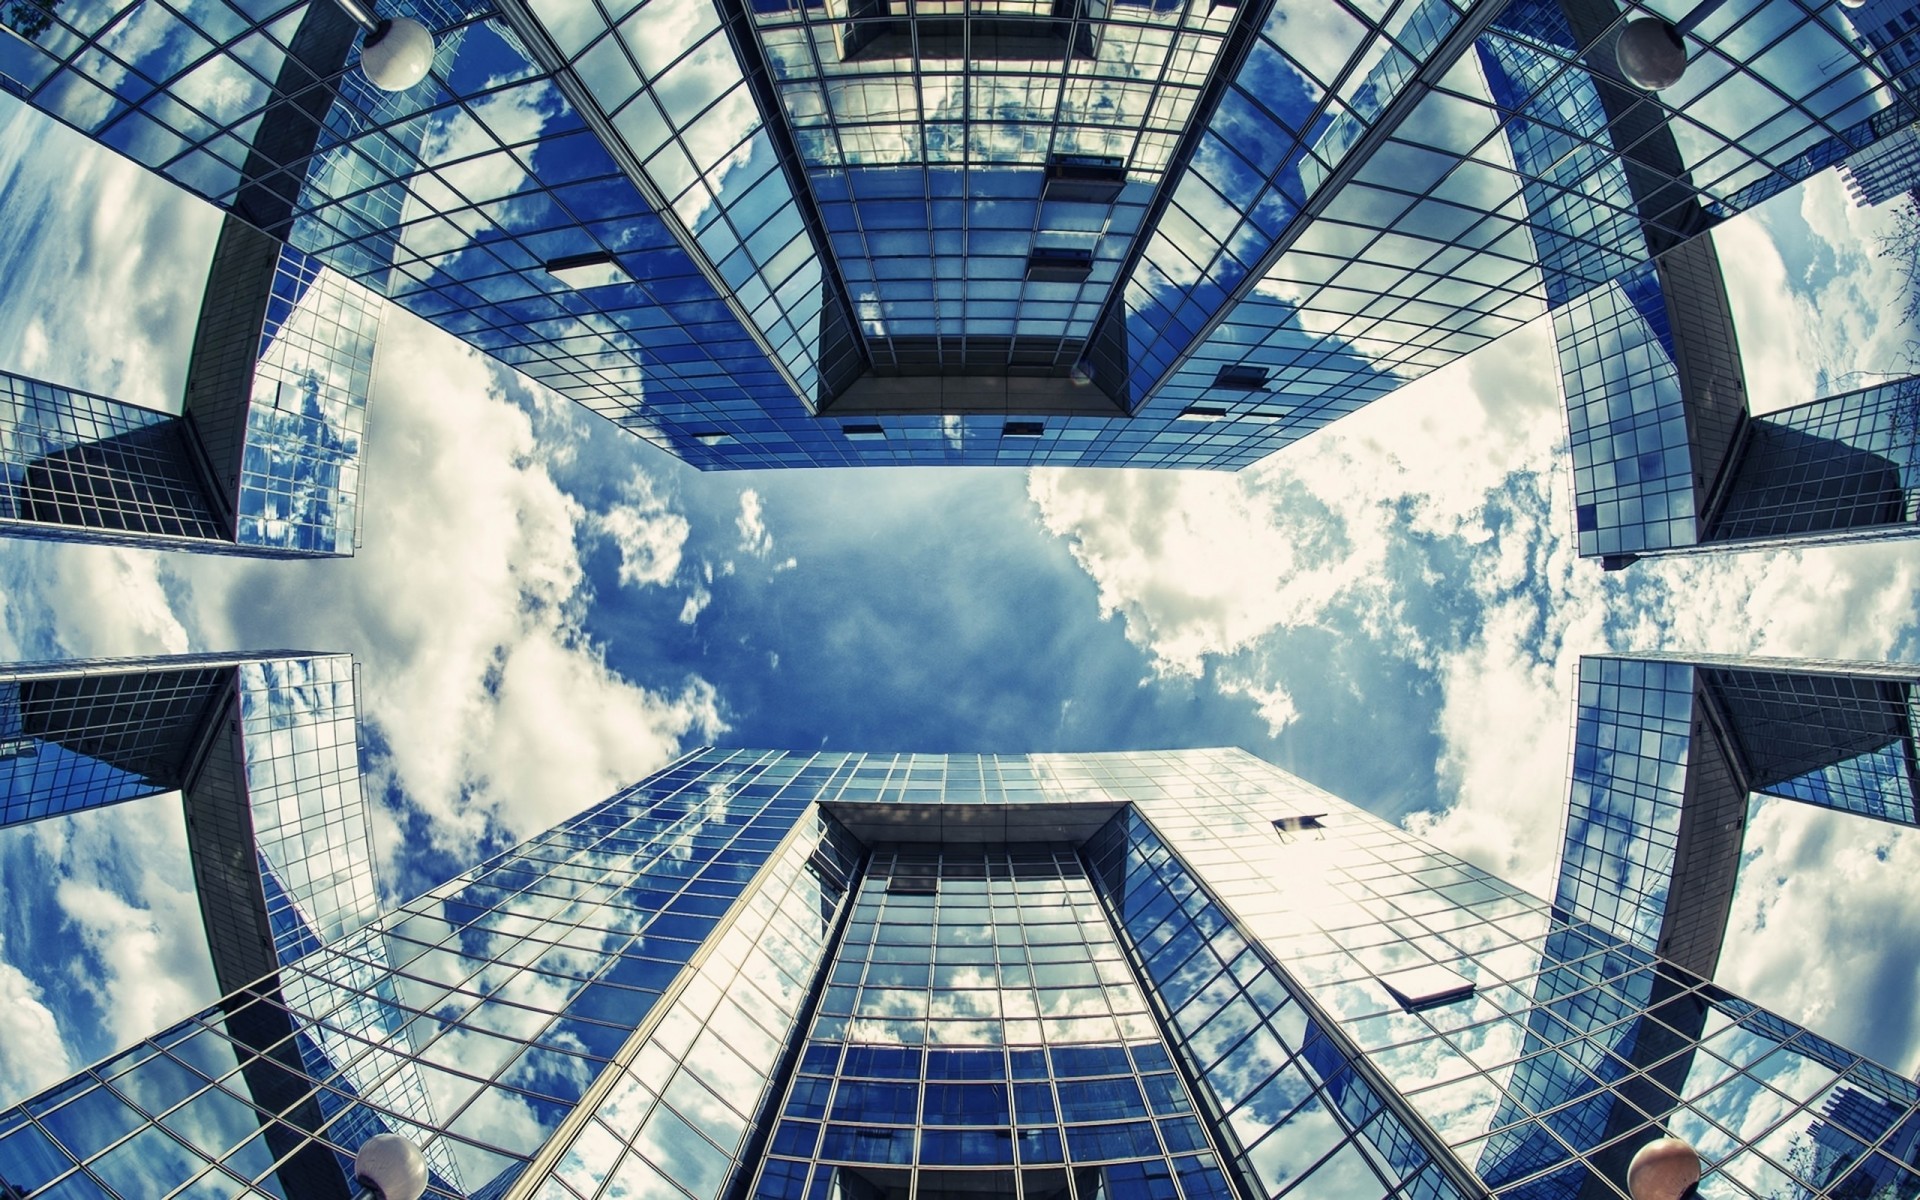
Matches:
[[1554, 656, 1696, 949], [1115, 748, 1920, 1199], [236, 655, 385, 955], [1556, 654, 1920, 981], [1085, 806, 1464, 1200], [1699, 659, 1920, 825], [0, 652, 382, 990], [0, 659, 233, 826], [1839, 115, 1920, 206], [1557, 263, 1699, 558], [751, 846, 1237, 1200], [1474, 0, 1646, 311], [6, 746, 1919, 1199], [1708, 376, 1920, 548], [233, 249, 380, 554], [1091, 0, 1911, 451], [527, 807, 862, 1200], [0, 230, 376, 558], [0, 0, 825, 462], [0, 372, 228, 547], [515, 0, 845, 401], [0, 748, 814, 1197], [738, 0, 1233, 378], [13, 0, 1920, 471]]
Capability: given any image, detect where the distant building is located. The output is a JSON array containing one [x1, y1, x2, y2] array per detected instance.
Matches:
[[1839, 120, 1920, 207], [3, 745, 1916, 1198]]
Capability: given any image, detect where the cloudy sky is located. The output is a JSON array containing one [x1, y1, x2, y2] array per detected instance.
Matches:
[[2, 85, 1918, 1111]]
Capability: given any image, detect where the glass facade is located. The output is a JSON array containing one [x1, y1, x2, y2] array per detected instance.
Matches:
[[1556, 258, 1920, 561], [6, 745, 1919, 1199], [0, 219, 377, 557], [1557, 653, 1920, 981], [0, 652, 381, 985], [8, 0, 1920, 471]]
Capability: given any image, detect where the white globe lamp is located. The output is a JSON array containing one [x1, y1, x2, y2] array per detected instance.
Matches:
[[353, 1133, 429, 1200], [1627, 1136, 1702, 1200], [358, 15, 435, 92]]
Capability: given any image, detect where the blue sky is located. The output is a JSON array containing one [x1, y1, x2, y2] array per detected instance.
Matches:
[[2, 83, 1920, 1113]]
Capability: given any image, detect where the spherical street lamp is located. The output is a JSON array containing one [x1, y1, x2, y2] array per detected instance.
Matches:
[[330, 0, 435, 92], [357, 16, 435, 92], [1626, 1136, 1702, 1200], [353, 1133, 429, 1200], [1616, 17, 1689, 90]]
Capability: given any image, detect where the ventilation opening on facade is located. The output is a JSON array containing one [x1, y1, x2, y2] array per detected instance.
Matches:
[[840, 0, 1101, 61], [886, 866, 938, 895], [1272, 813, 1326, 841], [1376, 963, 1475, 1012], [1043, 154, 1127, 204], [806, 847, 849, 891], [542, 251, 630, 289], [1003, 421, 1045, 437], [842, 423, 887, 441], [1212, 364, 1269, 390], [825, 1165, 1088, 1199], [1026, 248, 1095, 283], [1178, 405, 1230, 421]]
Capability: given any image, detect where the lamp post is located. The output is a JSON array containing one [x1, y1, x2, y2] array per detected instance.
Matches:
[[352, 1133, 430, 1200], [1626, 1136, 1703, 1200], [1614, 0, 1738, 90], [330, 0, 435, 91]]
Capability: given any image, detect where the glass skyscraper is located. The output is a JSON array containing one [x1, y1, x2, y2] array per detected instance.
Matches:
[[4, 0, 1918, 473], [1556, 652, 1920, 981], [4, 743, 1917, 1199], [0, 216, 378, 557], [0, 651, 382, 988]]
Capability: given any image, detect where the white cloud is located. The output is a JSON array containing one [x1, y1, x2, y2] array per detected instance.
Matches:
[[1217, 672, 1300, 737], [0, 99, 220, 410], [679, 582, 713, 625], [164, 313, 728, 858], [735, 488, 773, 558], [0, 939, 73, 1105], [1717, 802, 1920, 1075], [599, 472, 691, 589], [0, 796, 221, 1088]]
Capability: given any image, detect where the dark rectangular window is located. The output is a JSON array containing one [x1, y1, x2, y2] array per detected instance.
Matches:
[[1213, 364, 1269, 390], [1043, 154, 1127, 204], [1026, 248, 1094, 282]]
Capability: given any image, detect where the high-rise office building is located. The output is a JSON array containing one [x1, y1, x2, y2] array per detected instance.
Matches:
[[0, 650, 475, 1193], [0, 217, 377, 556], [1554, 239, 1919, 566], [0, 651, 380, 990], [1556, 652, 1920, 980], [1839, 120, 1920, 206], [4, 745, 1916, 1199], [3, 0, 1916, 471]]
